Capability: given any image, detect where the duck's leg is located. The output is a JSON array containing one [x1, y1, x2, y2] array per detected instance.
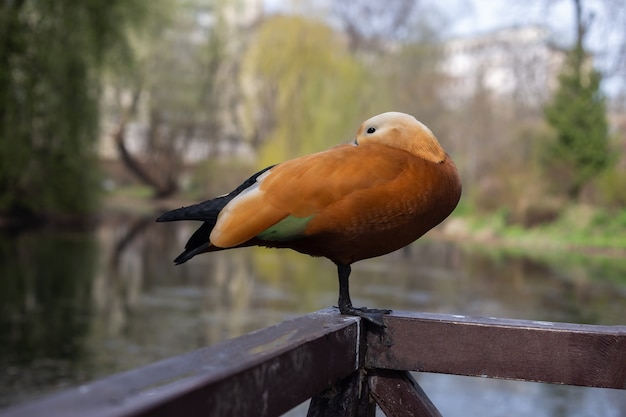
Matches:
[[336, 264, 391, 327]]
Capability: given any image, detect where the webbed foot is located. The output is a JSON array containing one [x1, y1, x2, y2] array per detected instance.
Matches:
[[338, 305, 392, 327]]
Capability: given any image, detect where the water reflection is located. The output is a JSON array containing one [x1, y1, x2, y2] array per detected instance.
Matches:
[[0, 213, 625, 415], [0, 229, 96, 405]]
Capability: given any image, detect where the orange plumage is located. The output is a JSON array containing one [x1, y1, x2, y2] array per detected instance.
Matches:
[[157, 112, 461, 325]]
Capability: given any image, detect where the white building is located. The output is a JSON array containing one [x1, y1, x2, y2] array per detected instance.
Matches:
[[441, 26, 566, 110]]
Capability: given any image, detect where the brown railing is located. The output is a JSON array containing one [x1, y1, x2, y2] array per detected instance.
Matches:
[[2, 309, 625, 417]]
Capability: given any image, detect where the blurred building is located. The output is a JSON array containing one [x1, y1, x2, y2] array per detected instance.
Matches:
[[441, 26, 566, 112]]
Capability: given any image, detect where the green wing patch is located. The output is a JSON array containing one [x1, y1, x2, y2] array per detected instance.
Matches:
[[256, 215, 313, 241]]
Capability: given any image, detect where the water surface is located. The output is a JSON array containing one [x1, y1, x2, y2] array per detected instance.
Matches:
[[1, 212, 625, 415]]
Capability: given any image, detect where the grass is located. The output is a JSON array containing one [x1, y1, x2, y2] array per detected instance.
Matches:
[[450, 204, 626, 255], [106, 184, 154, 199]]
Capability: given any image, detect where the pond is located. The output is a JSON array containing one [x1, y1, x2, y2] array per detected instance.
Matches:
[[1, 211, 625, 416]]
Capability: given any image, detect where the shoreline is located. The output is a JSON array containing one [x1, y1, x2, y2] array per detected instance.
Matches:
[[432, 217, 626, 259]]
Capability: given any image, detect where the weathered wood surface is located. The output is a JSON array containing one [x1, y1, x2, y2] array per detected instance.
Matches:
[[369, 369, 443, 417], [3, 309, 625, 417], [2, 310, 360, 417], [367, 311, 626, 389]]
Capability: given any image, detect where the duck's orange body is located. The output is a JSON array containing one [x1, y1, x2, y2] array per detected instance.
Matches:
[[157, 112, 461, 325]]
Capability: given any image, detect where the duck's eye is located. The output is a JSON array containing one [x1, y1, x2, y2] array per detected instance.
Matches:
[[366, 127, 376, 134]]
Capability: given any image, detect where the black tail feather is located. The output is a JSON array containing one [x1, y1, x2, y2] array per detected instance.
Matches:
[[155, 165, 275, 224], [156, 164, 276, 264], [155, 199, 224, 223], [174, 241, 211, 264], [173, 221, 214, 264]]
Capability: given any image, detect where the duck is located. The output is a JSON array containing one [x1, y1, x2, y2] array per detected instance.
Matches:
[[156, 112, 462, 326]]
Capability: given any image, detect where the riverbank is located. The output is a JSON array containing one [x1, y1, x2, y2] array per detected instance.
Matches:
[[437, 204, 626, 259]]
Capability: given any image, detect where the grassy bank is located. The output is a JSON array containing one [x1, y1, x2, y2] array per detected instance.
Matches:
[[442, 203, 626, 257]]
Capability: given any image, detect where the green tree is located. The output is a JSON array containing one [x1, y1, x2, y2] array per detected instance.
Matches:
[[543, 0, 611, 200], [544, 47, 610, 200], [0, 0, 148, 222], [240, 15, 383, 166]]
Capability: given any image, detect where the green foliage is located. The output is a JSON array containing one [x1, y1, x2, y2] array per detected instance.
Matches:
[[469, 202, 626, 252], [242, 15, 448, 166], [543, 46, 611, 200], [594, 168, 626, 207], [241, 15, 386, 165], [0, 0, 150, 221]]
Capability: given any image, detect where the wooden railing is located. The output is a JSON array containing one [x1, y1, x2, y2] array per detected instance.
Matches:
[[2, 309, 625, 417]]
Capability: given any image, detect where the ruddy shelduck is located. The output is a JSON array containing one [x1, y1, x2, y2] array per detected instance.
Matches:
[[157, 112, 462, 325]]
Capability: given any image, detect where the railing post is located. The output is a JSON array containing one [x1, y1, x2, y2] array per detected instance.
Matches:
[[307, 318, 445, 417], [307, 370, 375, 417]]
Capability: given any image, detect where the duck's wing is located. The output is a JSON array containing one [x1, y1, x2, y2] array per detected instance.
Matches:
[[209, 143, 408, 248]]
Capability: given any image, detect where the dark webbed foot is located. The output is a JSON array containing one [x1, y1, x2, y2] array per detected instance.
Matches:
[[338, 305, 392, 327]]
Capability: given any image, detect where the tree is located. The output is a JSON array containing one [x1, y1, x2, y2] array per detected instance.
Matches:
[[240, 15, 380, 165], [106, 0, 241, 199], [240, 9, 454, 174], [543, 0, 610, 199], [0, 0, 148, 223], [330, 0, 419, 52]]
